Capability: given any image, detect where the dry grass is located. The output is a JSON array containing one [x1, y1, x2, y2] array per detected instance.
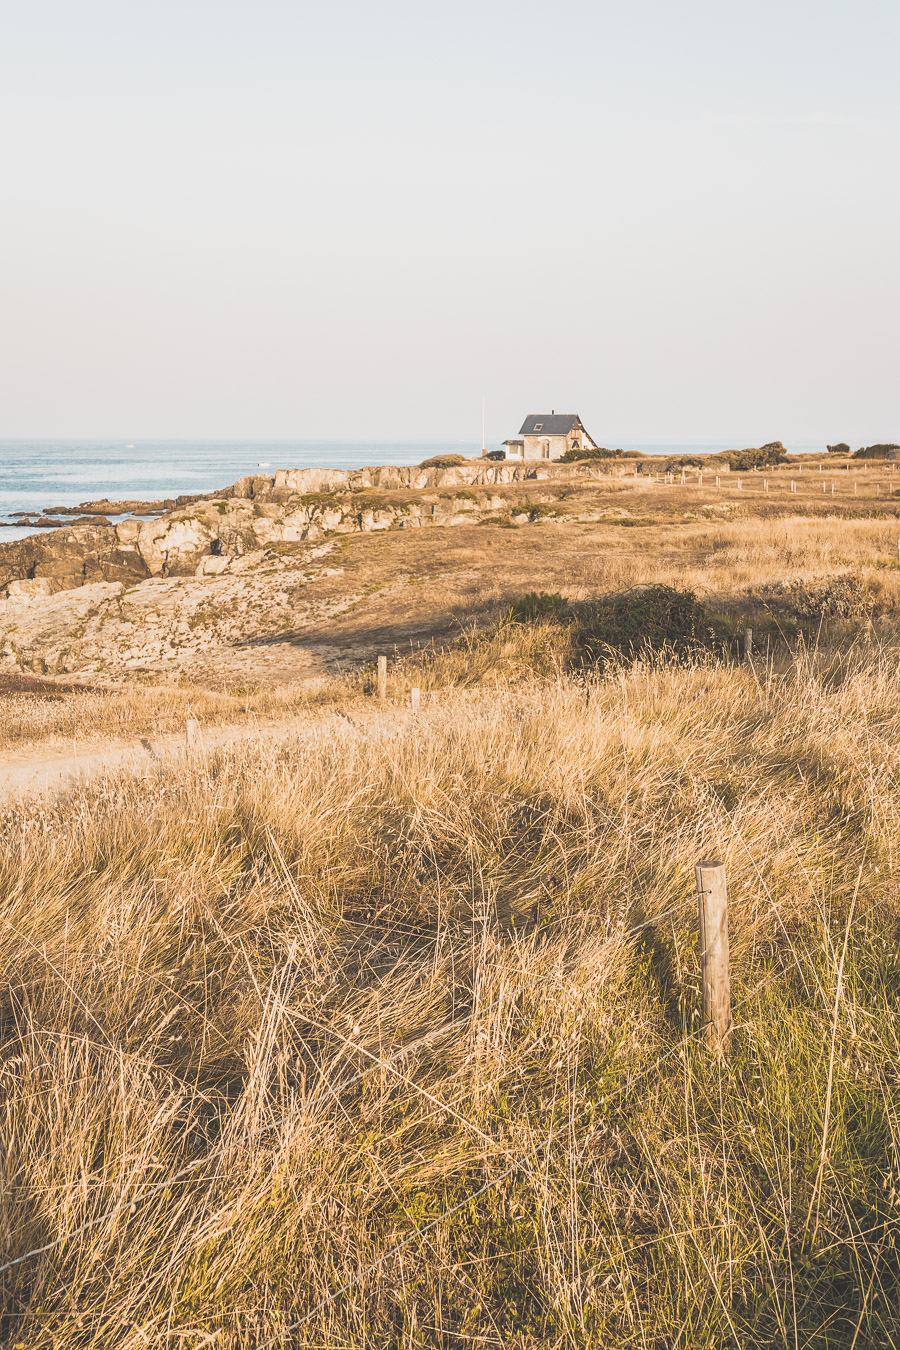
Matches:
[[2, 630, 900, 1345], [0, 676, 348, 757], [4, 502, 900, 752]]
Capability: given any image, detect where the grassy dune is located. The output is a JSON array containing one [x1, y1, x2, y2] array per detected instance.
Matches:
[[2, 632, 900, 1345]]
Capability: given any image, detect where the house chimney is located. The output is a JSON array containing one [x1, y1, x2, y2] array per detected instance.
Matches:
[[551, 408, 554, 414]]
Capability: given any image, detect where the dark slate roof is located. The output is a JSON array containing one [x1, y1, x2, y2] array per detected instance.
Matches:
[[519, 414, 583, 436]]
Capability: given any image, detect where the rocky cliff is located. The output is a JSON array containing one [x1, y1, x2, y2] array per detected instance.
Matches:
[[0, 459, 608, 598]]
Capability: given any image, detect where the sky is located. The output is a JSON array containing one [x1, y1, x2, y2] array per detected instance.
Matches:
[[1, 0, 898, 447]]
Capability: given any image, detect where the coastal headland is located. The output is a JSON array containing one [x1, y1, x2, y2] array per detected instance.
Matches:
[[1, 446, 898, 688]]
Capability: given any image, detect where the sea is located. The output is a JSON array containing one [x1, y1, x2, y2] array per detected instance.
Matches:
[[0, 439, 825, 543]]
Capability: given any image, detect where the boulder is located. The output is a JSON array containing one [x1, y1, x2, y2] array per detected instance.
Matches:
[[136, 516, 216, 575]]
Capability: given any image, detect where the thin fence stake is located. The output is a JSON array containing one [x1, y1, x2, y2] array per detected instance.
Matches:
[[186, 718, 199, 751], [695, 860, 731, 1054], [377, 655, 387, 704], [743, 627, 752, 662], [410, 686, 420, 714]]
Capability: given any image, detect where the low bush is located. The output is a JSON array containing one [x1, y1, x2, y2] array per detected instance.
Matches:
[[559, 446, 625, 463], [853, 443, 900, 460], [665, 455, 705, 469], [419, 453, 468, 469], [770, 572, 878, 620], [502, 590, 570, 624], [723, 441, 789, 471], [827, 441, 851, 453], [571, 585, 725, 667]]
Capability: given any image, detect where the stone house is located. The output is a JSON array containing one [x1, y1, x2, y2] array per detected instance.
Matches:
[[501, 413, 598, 462]]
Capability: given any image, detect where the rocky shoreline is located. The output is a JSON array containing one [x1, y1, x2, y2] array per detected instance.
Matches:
[[0, 459, 608, 598], [0, 458, 628, 679]]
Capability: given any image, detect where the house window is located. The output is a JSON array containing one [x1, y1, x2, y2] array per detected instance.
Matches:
[[542, 441, 550, 459], [534, 423, 543, 431]]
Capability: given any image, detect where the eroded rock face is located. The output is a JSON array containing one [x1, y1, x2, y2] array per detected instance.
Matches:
[[0, 526, 151, 594], [0, 458, 608, 599], [135, 516, 218, 576]]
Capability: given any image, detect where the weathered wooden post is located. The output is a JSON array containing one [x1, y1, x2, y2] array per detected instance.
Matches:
[[410, 685, 420, 714], [186, 718, 199, 752], [764, 479, 769, 492], [743, 627, 752, 662], [695, 860, 731, 1054], [377, 654, 387, 704]]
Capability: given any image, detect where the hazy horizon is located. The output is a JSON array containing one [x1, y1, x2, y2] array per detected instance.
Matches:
[[2, 0, 897, 447]]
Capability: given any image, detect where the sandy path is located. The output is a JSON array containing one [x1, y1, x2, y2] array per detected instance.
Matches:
[[0, 710, 373, 802]]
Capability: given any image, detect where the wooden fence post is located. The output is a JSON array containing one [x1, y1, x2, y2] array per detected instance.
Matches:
[[743, 627, 752, 662], [410, 686, 420, 714], [695, 860, 731, 1054], [186, 718, 199, 752], [377, 655, 387, 704]]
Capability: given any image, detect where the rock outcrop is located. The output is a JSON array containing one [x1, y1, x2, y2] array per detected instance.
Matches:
[[0, 526, 151, 595], [0, 458, 614, 599]]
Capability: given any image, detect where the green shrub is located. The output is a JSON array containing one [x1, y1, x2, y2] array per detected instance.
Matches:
[[502, 591, 570, 625], [769, 573, 876, 620], [827, 441, 851, 454], [419, 453, 468, 469], [559, 446, 625, 463], [853, 443, 900, 460], [666, 456, 705, 469], [571, 585, 724, 667], [723, 441, 789, 471], [476, 514, 518, 528]]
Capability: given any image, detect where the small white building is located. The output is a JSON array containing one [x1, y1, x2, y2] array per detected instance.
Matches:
[[502, 413, 598, 462]]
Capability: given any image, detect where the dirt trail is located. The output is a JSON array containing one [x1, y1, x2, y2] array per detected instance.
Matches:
[[0, 709, 376, 802]]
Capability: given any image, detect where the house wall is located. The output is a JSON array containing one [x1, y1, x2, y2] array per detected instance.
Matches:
[[522, 434, 568, 461]]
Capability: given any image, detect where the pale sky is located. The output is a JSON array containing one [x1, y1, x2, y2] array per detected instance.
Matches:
[[1, 0, 897, 446]]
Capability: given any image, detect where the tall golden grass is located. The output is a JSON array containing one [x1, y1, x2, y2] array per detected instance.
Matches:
[[2, 632, 900, 1345]]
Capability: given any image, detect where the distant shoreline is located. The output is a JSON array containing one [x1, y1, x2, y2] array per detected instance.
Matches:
[[0, 440, 833, 541]]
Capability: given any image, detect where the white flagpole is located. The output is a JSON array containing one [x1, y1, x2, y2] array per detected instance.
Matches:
[[481, 394, 485, 453]]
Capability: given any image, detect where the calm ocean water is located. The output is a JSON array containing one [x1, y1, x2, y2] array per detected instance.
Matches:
[[0, 439, 824, 542]]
